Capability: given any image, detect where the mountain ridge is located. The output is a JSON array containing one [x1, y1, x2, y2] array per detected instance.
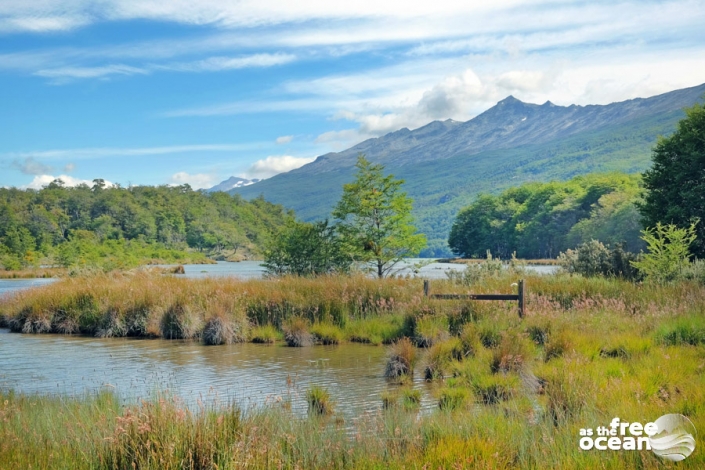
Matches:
[[232, 83, 705, 256]]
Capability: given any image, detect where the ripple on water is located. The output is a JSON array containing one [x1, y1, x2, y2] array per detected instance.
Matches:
[[0, 331, 438, 418]]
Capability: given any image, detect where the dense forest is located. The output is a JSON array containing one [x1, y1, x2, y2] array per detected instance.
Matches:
[[0, 180, 293, 270], [448, 173, 644, 259]]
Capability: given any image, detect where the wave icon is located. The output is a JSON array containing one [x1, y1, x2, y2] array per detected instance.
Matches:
[[649, 414, 697, 462]]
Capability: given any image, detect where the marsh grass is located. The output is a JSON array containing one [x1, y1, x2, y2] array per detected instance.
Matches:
[[3, 271, 705, 467]]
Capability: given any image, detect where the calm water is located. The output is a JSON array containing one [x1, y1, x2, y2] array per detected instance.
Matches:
[[0, 278, 56, 296], [0, 260, 556, 415], [0, 329, 437, 417], [167, 260, 558, 279]]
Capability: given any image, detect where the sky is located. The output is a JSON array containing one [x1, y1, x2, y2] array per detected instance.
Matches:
[[1, 1, 705, 190]]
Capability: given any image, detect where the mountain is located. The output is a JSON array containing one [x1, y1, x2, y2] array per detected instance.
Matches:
[[232, 83, 705, 257], [208, 176, 260, 192]]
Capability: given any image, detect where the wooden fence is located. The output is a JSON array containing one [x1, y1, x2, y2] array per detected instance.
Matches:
[[423, 279, 525, 318]]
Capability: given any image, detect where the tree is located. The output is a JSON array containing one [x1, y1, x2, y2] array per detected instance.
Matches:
[[262, 220, 351, 276], [630, 222, 697, 283], [333, 155, 426, 278], [640, 102, 705, 257]]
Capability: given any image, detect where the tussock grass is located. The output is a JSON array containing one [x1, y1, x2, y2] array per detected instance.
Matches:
[[656, 315, 705, 346], [283, 317, 313, 347], [385, 337, 417, 378], [310, 322, 344, 345], [306, 385, 333, 415], [249, 324, 281, 343], [423, 337, 463, 381], [401, 388, 422, 410], [438, 387, 470, 410]]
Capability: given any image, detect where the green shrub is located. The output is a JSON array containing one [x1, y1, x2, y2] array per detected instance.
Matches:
[[559, 241, 640, 280], [345, 315, 404, 345], [423, 338, 463, 381], [544, 331, 571, 362], [631, 222, 697, 283]]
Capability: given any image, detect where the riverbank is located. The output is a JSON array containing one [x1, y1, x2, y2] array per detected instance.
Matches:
[[0, 268, 64, 279]]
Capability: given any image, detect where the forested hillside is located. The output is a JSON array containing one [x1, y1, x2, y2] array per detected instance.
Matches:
[[0, 180, 293, 270], [448, 173, 644, 259], [232, 83, 705, 256]]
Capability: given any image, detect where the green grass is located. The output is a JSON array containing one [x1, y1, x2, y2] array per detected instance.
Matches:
[[249, 324, 282, 343], [310, 322, 345, 345], [345, 314, 404, 345]]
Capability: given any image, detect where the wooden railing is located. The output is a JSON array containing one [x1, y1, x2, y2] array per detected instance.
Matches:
[[423, 279, 525, 318]]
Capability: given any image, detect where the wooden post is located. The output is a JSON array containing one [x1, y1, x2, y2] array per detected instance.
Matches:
[[518, 279, 525, 318], [423, 280, 430, 297]]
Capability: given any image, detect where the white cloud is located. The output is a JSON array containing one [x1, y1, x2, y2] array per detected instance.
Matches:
[[243, 155, 315, 179], [160, 53, 296, 72], [63, 163, 76, 172], [169, 172, 216, 189], [30, 53, 295, 82], [275, 135, 293, 144], [417, 69, 484, 120], [0, 15, 89, 33], [3, 143, 263, 161], [23, 174, 112, 190], [34, 64, 149, 80]]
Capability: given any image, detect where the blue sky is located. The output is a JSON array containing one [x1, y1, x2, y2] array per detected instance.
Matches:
[[2, 0, 705, 189]]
